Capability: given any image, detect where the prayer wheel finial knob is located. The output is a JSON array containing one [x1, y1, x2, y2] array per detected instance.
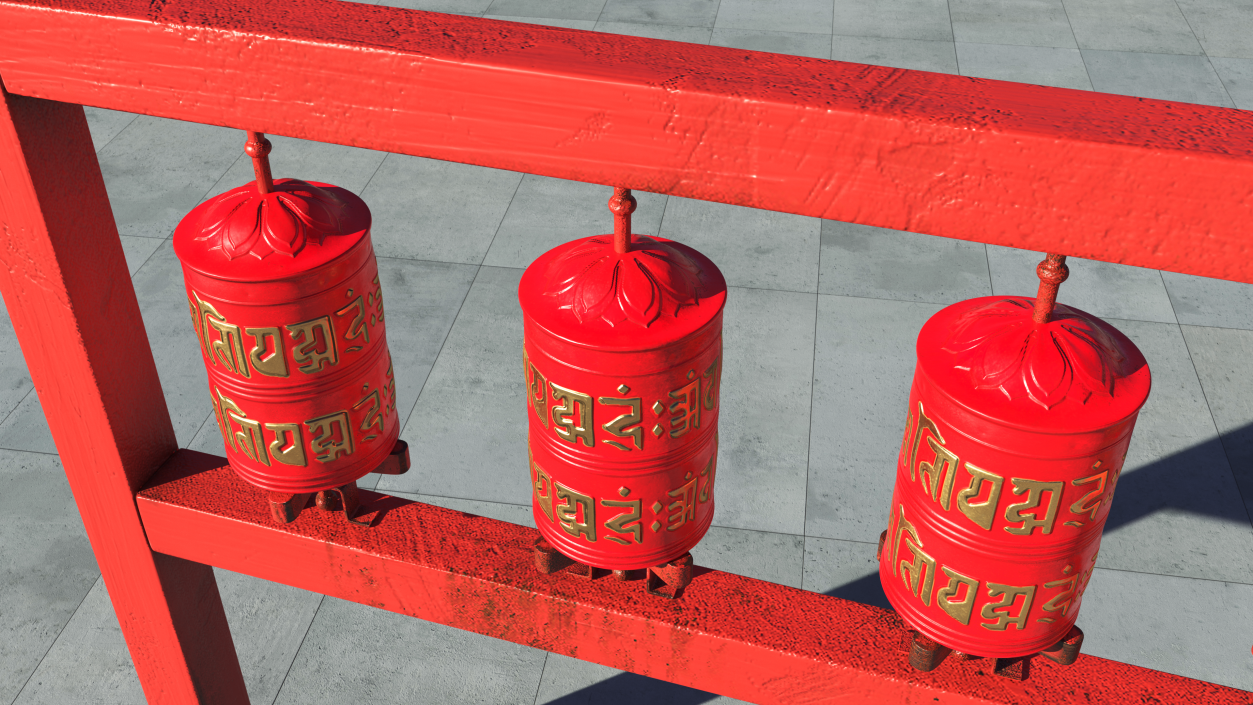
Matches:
[[609, 187, 637, 254], [245, 131, 275, 196], [1033, 253, 1069, 324]]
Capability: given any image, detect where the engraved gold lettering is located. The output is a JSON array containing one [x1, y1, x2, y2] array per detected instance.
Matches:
[[352, 388, 384, 443], [367, 275, 385, 327], [208, 317, 250, 378], [699, 435, 718, 503], [936, 567, 980, 626], [218, 393, 268, 465], [1004, 478, 1064, 535], [601, 494, 643, 545], [919, 436, 960, 511], [907, 402, 943, 483], [287, 316, 338, 374], [550, 383, 594, 447], [529, 451, 554, 523], [382, 354, 397, 416], [554, 483, 597, 542], [335, 293, 369, 352], [899, 408, 915, 468], [702, 353, 721, 411], [892, 504, 937, 606], [599, 395, 643, 451], [1066, 463, 1110, 527], [981, 584, 1036, 631], [525, 355, 549, 428], [265, 423, 307, 466], [187, 296, 206, 356], [667, 474, 698, 531], [956, 462, 1006, 531], [305, 411, 354, 463], [669, 375, 700, 438], [1040, 567, 1078, 621], [244, 327, 288, 378]]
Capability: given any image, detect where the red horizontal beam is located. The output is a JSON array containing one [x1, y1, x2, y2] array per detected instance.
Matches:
[[2, 0, 1253, 284], [136, 451, 1250, 705]]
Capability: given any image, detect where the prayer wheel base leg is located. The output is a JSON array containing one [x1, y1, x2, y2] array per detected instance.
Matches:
[[646, 553, 694, 599], [994, 656, 1031, 681], [315, 481, 372, 527], [1040, 626, 1084, 666], [908, 632, 952, 672], [268, 492, 315, 524]]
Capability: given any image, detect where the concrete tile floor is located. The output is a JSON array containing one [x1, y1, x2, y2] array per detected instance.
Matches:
[[3, 0, 1253, 702]]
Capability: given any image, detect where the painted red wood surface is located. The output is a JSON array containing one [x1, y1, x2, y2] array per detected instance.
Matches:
[[135, 450, 1253, 705], [1, 0, 1252, 283], [0, 88, 249, 704]]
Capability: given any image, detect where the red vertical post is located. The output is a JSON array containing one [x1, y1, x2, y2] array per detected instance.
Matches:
[[0, 87, 249, 704]]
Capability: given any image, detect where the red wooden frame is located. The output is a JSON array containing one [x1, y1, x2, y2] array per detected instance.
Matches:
[[2, 1, 1252, 703]]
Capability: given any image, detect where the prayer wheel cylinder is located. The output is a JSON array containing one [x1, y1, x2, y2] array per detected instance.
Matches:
[[880, 289, 1150, 659], [518, 199, 726, 571], [173, 175, 399, 494]]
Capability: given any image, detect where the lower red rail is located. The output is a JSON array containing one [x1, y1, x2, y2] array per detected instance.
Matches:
[[136, 450, 1251, 705]]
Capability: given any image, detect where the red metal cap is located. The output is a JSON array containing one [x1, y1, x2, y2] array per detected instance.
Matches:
[[916, 295, 1151, 434], [518, 188, 726, 351]]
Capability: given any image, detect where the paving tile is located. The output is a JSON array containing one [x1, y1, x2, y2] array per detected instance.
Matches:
[[832, 0, 954, 42], [708, 287, 816, 536], [484, 14, 599, 29], [0, 450, 99, 705], [12, 569, 324, 705], [1211, 57, 1253, 110], [957, 42, 1094, 90], [594, 20, 713, 42], [202, 135, 387, 200], [1181, 325, 1253, 520], [819, 221, 991, 304], [1082, 49, 1235, 107], [986, 245, 1176, 323], [714, 0, 835, 35], [830, 35, 959, 73], [362, 154, 523, 265], [82, 108, 138, 153], [385, 490, 538, 526], [534, 653, 751, 704], [1176, 0, 1253, 59], [1099, 318, 1253, 584], [599, 0, 720, 27], [691, 526, 805, 587], [394, 0, 493, 11], [710, 28, 832, 59], [212, 569, 323, 705], [658, 198, 820, 293], [482, 176, 667, 269], [12, 579, 145, 705], [805, 295, 941, 543], [274, 597, 546, 704], [1162, 270, 1253, 330], [96, 115, 240, 240], [380, 266, 529, 503], [1062, 0, 1204, 54], [801, 536, 890, 610], [949, 0, 1078, 48], [0, 299, 35, 425], [484, 0, 607, 21], [1079, 567, 1253, 691]]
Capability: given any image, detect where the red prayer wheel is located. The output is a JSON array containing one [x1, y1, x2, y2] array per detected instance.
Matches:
[[173, 133, 403, 521], [518, 189, 726, 575], [879, 255, 1151, 666]]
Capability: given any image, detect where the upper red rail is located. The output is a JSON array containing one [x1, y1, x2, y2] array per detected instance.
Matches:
[[1, 0, 1251, 282]]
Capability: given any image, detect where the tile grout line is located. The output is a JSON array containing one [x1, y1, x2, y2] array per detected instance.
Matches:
[[1175, 324, 1253, 530], [93, 112, 140, 156], [1059, 0, 1099, 92], [800, 217, 822, 587], [946, 0, 959, 73], [1158, 269, 1182, 326], [529, 652, 550, 705], [356, 151, 392, 197], [1173, 0, 1240, 108], [268, 594, 327, 705], [8, 574, 103, 705]]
